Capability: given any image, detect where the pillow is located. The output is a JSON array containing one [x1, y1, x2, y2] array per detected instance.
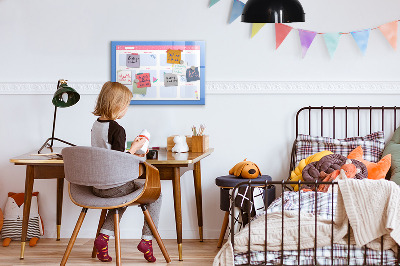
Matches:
[[382, 126, 400, 184], [302, 154, 368, 190], [348, 146, 391, 180], [289, 150, 333, 191], [295, 131, 385, 166]]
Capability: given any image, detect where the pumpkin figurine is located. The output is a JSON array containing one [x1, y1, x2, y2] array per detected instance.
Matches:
[[229, 159, 261, 179]]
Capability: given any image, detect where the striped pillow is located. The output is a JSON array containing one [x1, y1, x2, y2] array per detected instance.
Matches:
[[294, 131, 385, 167]]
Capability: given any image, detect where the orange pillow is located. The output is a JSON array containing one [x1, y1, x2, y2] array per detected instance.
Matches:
[[347, 146, 391, 180]]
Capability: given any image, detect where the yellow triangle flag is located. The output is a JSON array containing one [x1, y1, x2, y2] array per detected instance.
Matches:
[[251, 23, 266, 38]]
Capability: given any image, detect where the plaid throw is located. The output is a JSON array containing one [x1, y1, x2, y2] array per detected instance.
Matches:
[[294, 131, 385, 167], [234, 244, 397, 265], [235, 187, 266, 219], [234, 191, 397, 265]]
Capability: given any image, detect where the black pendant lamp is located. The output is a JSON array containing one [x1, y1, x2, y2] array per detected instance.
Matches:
[[242, 0, 305, 23]]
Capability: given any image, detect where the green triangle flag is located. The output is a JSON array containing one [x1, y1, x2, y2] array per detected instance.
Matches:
[[209, 0, 220, 7], [323, 33, 341, 58], [251, 23, 266, 38]]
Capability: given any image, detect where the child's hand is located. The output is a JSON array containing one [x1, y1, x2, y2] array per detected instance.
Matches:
[[129, 137, 147, 155]]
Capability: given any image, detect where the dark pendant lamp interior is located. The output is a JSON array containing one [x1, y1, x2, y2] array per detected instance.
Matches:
[[242, 0, 305, 23], [38, 79, 80, 154]]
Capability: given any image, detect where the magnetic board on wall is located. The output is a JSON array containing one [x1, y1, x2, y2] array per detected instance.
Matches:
[[111, 41, 205, 105]]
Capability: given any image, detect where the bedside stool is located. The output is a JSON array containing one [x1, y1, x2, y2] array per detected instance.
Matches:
[[215, 175, 275, 248]]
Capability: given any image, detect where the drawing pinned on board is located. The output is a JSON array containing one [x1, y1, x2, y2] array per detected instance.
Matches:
[[153, 77, 158, 83], [164, 73, 179, 87], [136, 73, 151, 88], [132, 82, 147, 95], [167, 49, 182, 64], [117, 71, 132, 85], [186, 67, 200, 82], [172, 63, 187, 75], [126, 54, 140, 68]]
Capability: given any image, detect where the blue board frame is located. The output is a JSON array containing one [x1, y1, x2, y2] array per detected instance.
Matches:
[[111, 41, 205, 105]]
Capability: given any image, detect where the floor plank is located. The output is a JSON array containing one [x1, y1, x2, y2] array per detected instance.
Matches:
[[0, 239, 221, 265]]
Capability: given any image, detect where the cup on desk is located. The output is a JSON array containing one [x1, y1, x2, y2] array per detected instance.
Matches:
[[146, 150, 158, 160]]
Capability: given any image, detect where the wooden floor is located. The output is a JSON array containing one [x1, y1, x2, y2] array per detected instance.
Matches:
[[0, 239, 221, 265]]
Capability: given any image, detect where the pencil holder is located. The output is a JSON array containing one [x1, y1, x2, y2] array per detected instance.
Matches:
[[191, 135, 209, 153]]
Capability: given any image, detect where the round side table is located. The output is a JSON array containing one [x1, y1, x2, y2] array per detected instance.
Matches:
[[215, 175, 275, 248]]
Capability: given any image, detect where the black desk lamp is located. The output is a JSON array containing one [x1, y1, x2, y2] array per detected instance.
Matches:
[[241, 0, 305, 23], [38, 79, 80, 154]]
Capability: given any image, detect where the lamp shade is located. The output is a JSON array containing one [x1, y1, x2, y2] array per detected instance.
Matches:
[[241, 0, 305, 23], [52, 84, 80, 108]]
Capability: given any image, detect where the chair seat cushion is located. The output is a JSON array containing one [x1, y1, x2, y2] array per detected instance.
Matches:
[[69, 180, 145, 208]]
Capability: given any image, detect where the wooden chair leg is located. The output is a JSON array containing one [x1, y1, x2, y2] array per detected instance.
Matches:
[[217, 211, 230, 248], [141, 205, 171, 263], [114, 210, 121, 266], [92, 209, 108, 258], [60, 208, 88, 266]]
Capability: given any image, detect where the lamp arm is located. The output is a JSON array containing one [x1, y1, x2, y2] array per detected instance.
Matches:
[[50, 79, 61, 148], [50, 105, 57, 148]]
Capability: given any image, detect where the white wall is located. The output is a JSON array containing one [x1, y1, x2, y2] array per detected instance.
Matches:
[[1, 0, 400, 240]]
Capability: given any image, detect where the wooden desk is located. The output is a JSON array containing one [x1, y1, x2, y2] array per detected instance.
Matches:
[[9, 148, 64, 259], [10, 147, 213, 261]]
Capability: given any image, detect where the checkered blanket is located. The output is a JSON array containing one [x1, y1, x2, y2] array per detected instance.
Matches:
[[234, 191, 397, 265]]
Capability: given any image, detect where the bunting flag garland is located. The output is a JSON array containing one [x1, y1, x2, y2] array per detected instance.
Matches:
[[275, 23, 293, 49], [229, 0, 245, 24], [207, 4, 400, 57], [378, 21, 398, 50], [251, 23, 266, 38], [298, 30, 317, 58], [323, 33, 341, 58], [209, 0, 220, 8], [351, 29, 370, 55]]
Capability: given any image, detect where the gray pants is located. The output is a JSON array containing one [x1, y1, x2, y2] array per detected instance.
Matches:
[[92, 180, 162, 240]]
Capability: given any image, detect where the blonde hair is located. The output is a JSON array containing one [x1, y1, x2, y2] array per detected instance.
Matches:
[[93, 81, 133, 120]]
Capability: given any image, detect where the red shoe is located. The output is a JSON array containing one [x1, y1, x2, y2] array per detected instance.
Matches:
[[137, 239, 156, 262], [94, 233, 112, 262]]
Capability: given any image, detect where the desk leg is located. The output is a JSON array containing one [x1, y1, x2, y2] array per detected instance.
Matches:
[[20, 165, 35, 259], [193, 161, 203, 242], [172, 167, 183, 261], [56, 178, 64, 241]]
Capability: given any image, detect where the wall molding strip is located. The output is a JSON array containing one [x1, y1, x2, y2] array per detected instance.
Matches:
[[0, 81, 399, 95]]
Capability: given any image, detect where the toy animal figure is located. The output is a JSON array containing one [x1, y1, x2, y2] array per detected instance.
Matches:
[[229, 159, 261, 179], [1, 192, 44, 247], [172, 135, 189, 153]]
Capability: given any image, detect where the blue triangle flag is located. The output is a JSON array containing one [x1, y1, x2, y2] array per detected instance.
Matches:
[[323, 33, 341, 58], [209, 0, 220, 7], [229, 0, 245, 24], [351, 29, 371, 55]]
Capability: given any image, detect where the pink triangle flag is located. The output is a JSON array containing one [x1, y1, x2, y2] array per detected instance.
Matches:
[[275, 23, 293, 49], [378, 21, 398, 50], [298, 29, 318, 58]]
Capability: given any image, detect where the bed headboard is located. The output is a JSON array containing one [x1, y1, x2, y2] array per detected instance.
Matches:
[[290, 106, 400, 179]]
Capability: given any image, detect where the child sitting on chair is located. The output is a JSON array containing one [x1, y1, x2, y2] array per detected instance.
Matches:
[[91, 81, 162, 263]]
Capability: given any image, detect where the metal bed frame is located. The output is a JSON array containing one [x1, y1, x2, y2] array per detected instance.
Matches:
[[230, 106, 400, 266]]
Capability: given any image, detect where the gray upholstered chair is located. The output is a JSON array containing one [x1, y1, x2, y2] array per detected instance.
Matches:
[[60, 146, 171, 265]]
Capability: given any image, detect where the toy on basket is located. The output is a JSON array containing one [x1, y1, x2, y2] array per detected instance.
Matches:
[[229, 159, 261, 179]]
